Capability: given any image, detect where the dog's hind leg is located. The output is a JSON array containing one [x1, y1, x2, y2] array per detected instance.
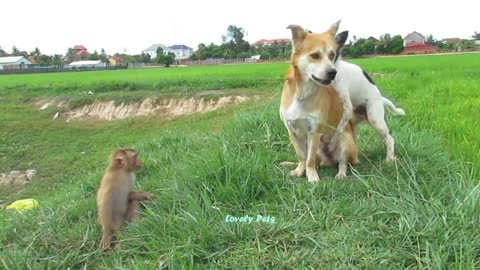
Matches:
[[367, 102, 396, 162]]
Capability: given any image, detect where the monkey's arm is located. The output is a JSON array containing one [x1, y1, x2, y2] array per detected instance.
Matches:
[[128, 191, 155, 201]]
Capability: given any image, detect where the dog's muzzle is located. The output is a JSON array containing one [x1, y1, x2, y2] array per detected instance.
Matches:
[[311, 75, 332, 85]]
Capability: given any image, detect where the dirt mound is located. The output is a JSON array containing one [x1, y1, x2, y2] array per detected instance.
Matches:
[[35, 95, 256, 121]]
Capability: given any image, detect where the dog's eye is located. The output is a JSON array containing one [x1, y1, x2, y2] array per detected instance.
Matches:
[[310, 53, 320, 59], [328, 51, 335, 60]]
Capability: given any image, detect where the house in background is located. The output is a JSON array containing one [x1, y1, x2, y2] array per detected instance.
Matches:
[[254, 38, 290, 46], [144, 44, 193, 60], [144, 44, 170, 58], [68, 60, 106, 69], [27, 56, 37, 64], [169, 44, 193, 60], [0, 56, 32, 70], [404, 31, 426, 46], [442, 38, 463, 51], [108, 56, 126, 66], [73, 45, 90, 61], [367, 36, 379, 43], [402, 31, 437, 54]]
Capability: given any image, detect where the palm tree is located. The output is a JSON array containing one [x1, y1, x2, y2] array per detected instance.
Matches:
[[12, 46, 20, 56]]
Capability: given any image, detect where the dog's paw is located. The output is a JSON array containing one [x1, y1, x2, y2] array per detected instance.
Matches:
[[386, 155, 397, 163], [289, 168, 305, 177], [306, 171, 320, 183], [335, 171, 347, 180]]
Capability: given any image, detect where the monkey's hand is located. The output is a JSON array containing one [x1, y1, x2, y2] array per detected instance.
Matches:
[[141, 192, 155, 201]]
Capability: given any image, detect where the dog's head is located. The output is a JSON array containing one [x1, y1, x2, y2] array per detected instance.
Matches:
[[287, 21, 348, 85]]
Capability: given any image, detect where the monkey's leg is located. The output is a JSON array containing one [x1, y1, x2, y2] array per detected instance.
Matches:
[[100, 222, 120, 250], [125, 199, 143, 222]]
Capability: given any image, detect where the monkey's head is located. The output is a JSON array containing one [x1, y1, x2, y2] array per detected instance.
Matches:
[[109, 148, 142, 172]]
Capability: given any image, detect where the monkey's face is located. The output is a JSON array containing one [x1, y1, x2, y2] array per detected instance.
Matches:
[[110, 149, 142, 172], [127, 152, 142, 171]]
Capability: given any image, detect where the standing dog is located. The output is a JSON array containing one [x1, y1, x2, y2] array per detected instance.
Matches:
[[280, 22, 359, 183], [329, 22, 405, 162]]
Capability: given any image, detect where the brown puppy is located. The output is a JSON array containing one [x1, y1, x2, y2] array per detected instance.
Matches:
[[279, 22, 359, 182], [97, 148, 154, 250]]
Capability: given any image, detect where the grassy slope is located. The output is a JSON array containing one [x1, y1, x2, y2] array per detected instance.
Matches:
[[1, 54, 479, 268]]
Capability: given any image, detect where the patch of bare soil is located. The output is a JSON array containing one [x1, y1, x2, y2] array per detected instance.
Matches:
[[33, 94, 258, 121]]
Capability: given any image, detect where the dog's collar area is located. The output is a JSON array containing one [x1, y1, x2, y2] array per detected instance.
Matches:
[[311, 75, 332, 85]]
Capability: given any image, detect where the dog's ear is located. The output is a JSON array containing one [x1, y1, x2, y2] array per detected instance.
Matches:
[[336, 31, 348, 49], [287, 24, 307, 50], [335, 31, 348, 62], [327, 20, 341, 36]]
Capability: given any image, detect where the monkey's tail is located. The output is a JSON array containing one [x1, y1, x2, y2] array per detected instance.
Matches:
[[382, 97, 406, 116]]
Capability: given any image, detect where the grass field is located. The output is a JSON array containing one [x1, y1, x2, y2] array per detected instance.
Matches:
[[0, 53, 479, 269]]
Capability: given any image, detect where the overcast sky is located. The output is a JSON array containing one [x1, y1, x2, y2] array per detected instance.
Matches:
[[1, 0, 478, 55]]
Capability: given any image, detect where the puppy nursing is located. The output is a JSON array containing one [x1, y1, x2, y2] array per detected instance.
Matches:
[[281, 21, 405, 182], [280, 23, 359, 182]]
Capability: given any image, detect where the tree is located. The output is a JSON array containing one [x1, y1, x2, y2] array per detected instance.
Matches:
[[52, 54, 63, 68], [37, 54, 52, 66], [88, 50, 100, 60], [389, 35, 404, 54], [222, 25, 250, 58], [66, 48, 75, 63], [472, 32, 480, 40], [11, 46, 20, 56], [0, 46, 6, 57], [156, 47, 164, 56], [156, 52, 175, 67], [99, 48, 109, 65], [461, 39, 476, 49]]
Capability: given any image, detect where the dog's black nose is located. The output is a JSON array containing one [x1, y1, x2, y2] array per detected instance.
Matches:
[[326, 68, 337, 80]]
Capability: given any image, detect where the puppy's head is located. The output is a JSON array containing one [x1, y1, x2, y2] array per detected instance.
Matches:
[[287, 21, 348, 85]]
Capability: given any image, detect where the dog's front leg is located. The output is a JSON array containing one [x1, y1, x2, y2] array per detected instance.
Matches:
[[334, 82, 353, 134], [306, 132, 322, 183], [288, 130, 307, 177]]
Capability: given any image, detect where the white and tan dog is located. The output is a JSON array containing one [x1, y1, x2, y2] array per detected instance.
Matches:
[[280, 22, 359, 183], [330, 23, 405, 162]]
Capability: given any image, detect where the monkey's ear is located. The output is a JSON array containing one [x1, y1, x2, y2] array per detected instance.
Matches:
[[114, 158, 124, 167], [112, 154, 125, 167]]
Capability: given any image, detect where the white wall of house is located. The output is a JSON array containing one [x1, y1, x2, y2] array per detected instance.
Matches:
[[0, 56, 32, 70], [170, 49, 192, 60], [404, 32, 425, 46]]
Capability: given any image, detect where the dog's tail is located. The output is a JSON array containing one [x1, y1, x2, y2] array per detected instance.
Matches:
[[382, 97, 406, 116]]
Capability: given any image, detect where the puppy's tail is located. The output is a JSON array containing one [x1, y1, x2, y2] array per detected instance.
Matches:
[[382, 97, 406, 116]]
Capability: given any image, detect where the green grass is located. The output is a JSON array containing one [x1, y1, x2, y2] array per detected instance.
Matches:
[[1, 53, 479, 268]]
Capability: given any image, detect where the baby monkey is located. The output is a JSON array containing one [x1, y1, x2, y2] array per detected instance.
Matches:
[[97, 148, 154, 250]]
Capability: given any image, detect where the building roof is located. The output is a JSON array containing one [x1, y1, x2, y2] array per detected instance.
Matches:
[[367, 36, 379, 42], [144, 44, 168, 52], [27, 56, 37, 64], [75, 50, 90, 56], [403, 42, 437, 51], [0, 56, 29, 64], [442, 38, 462, 44], [254, 38, 290, 45], [169, 44, 192, 50], [109, 56, 124, 62], [404, 31, 425, 40], [73, 45, 87, 50], [68, 60, 103, 66]]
